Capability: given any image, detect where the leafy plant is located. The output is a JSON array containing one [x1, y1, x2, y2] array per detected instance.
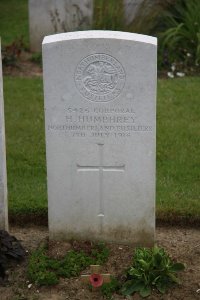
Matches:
[[27, 242, 109, 286], [158, 0, 200, 72], [49, 250, 94, 278], [121, 247, 185, 298], [2, 38, 25, 67], [27, 247, 59, 286], [91, 241, 110, 265], [100, 277, 120, 299], [30, 52, 42, 66]]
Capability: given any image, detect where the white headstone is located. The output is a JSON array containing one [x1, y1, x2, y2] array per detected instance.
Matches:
[[43, 31, 157, 245], [0, 40, 8, 231], [29, 0, 93, 52]]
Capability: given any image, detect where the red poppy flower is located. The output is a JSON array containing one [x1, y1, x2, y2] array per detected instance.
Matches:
[[89, 273, 103, 287]]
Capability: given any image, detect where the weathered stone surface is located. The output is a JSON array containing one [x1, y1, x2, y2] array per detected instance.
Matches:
[[29, 0, 93, 52], [124, 0, 157, 25], [43, 31, 157, 244], [0, 40, 8, 230]]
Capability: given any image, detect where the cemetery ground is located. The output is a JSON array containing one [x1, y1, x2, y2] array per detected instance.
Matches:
[[1, 66, 200, 299], [0, 225, 199, 299], [0, 2, 200, 299]]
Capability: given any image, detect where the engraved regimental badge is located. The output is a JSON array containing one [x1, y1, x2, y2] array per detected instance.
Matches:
[[75, 54, 126, 102]]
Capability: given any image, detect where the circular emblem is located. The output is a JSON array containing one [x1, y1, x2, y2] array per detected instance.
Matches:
[[75, 54, 126, 102]]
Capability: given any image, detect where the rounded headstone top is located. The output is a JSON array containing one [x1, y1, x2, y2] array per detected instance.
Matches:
[[42, 30, 157, 46]]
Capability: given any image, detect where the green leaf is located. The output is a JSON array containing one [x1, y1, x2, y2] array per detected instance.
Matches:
[[168, 273, 180, 284], [121, 280, 143, 296], [152, 275, 161, 285], [170, 263, 185, 272], [154, 253, 163, 266], [139, 286, 151, 298], [156, 282, 166, 294], [129, 267, 142, 277], [138, 259, 150, 270]]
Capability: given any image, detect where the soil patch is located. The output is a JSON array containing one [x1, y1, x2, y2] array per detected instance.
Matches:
[[3, 51, 42, 77], [9, 211, 200, 228], [0, 226, 199, 299]]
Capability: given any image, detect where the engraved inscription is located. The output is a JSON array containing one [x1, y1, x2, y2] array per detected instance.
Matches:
[[75, 54, 126, 102], [47, 106, 153, 138]]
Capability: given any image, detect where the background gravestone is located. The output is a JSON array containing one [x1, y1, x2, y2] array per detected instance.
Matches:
[[124, 0, 157, 25], [0, 40, 8, 231], [43, 31, 157, 245], [29, 0, 93, 52]]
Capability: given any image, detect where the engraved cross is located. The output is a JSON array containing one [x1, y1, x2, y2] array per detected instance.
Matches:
[[77, 144, 125, 231]]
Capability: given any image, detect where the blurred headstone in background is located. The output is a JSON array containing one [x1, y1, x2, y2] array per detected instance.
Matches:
[[29, 0, 93, 52], [124, 0, 157, 25]]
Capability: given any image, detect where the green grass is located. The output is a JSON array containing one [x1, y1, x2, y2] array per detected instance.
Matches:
[[0, 0, 29, 46], [157, 77, 200, 219], [4, 77, 46, 214], [3, 76, 200, 220]]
